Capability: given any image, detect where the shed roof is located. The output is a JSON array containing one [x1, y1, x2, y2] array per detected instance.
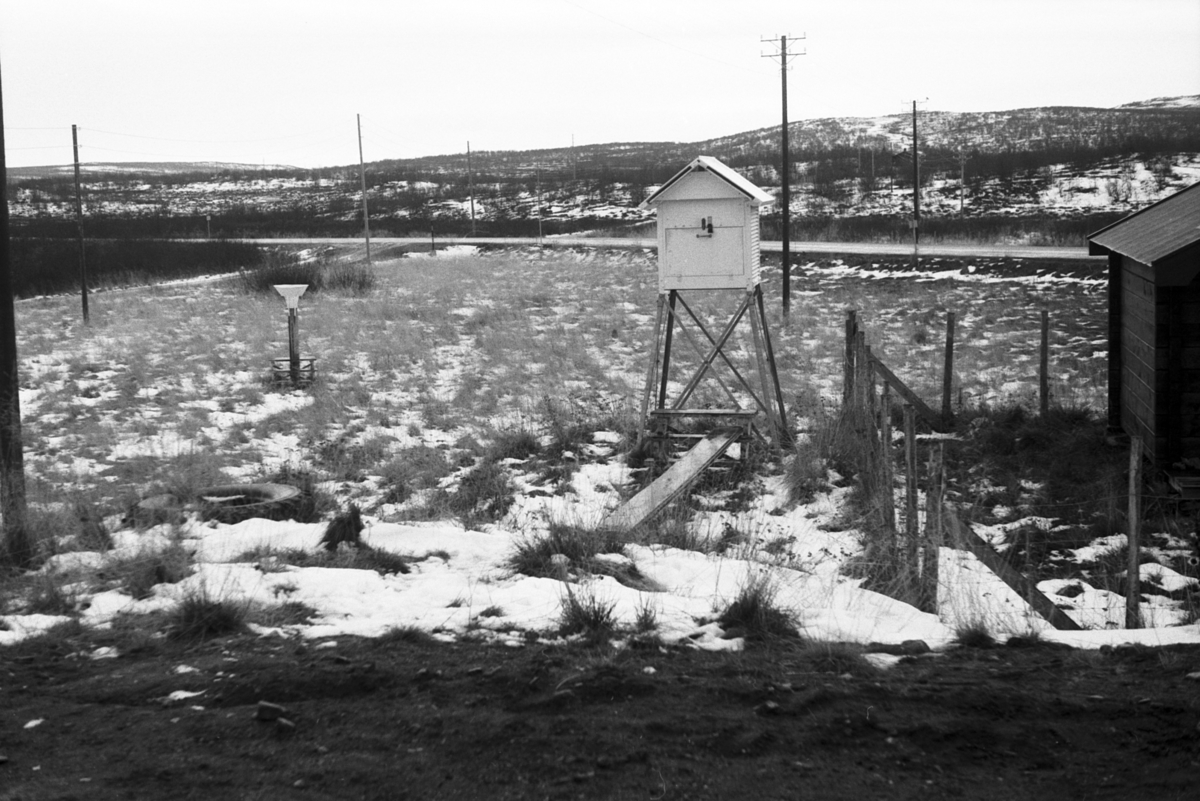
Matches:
[[1088, 180, 1200, 265], [640, 156, 774, 209]]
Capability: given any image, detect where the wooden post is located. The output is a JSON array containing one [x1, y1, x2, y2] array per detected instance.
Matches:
[[844, 310, 857, 408], [754, 287, 790, 445], [357, 113, 372, 267], [942, 311, 955, 425], [0, 63, 31, 567], [657, 291, 678, 410], [866, 346, 877, 451], [921, 442, 944, 614], [287, 308, 300, 386], [903, 404, 919, 542], [1039, 309, 1050, 416], [854, 330, 867, 415], [72, 124, 88, 324], [640, 294, 667, 425], [1126, 436, 1143, 629], [879, 382, 895, 531], [902, 407, 916, 582]]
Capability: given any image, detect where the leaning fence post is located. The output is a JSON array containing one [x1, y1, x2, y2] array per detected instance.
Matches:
[[903, 405, 919, 581], [942, 311, 956, 426], [854, 330, 867, 415], [866, 346, 877, 451], [1126, 436, 1143, 629], [844, 310, 857, 408], [1039, 309, 1050, 416], [921, 442, 944, 614], [880, 382, 895, 531]]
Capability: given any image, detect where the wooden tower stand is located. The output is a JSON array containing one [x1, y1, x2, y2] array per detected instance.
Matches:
[[639, 284, 789, 456], [601, 157, 788, 533]]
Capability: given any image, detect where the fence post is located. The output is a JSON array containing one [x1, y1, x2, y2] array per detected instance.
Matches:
[[854, 330, 867, 415], [903, 404, 919, 573], [1126, 436, 1143, 629], [942, 311, 956, 426], [844, 310, 857, 408], [880, 382, 895, 531], [921, 442, 944, 614], [866, 346, 877, 452], [1040, 309, 1050, 416]]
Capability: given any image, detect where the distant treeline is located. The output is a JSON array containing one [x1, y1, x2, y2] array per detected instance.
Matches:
[[10, 238, 263, 298], [761, 211, 1127, 247], [10, 211, 615, 241]]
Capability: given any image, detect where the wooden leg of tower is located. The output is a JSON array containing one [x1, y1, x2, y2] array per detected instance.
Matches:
[[754, 286, 791, 447], [657, 290, 678, 411], [641, 293, 667, 428], [747, 291, 776, 431]]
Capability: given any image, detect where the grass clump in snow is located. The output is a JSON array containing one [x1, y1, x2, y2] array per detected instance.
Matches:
[[247, 601, 319, 628], [953, 619, 998, 649], [441, 461, 516, 528], [507, 522, 633, 581], [101, 541, 195, 600], [380, 445, 454, 505], [795, 641, 878, 676], [24, 572, 82, 616], [234, 544, 412, 576], [559, 584, 617, 643], [717, 572, 797, 641], [168, 585, 247, 641]]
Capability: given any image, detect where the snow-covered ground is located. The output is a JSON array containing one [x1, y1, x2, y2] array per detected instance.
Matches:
[[2, 248, 1197, 657]]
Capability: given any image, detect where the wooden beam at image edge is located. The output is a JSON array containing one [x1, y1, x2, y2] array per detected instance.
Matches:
[[947, 511, 1083, 631]]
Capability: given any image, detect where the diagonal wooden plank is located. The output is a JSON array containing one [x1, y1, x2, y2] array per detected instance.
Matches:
[[868, 355, 947, 432], [602, 428, 742, 532], [945, 510, 1082, 631]]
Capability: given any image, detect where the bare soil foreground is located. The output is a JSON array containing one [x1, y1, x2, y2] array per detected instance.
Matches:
[[3, 632, 1198, 801]]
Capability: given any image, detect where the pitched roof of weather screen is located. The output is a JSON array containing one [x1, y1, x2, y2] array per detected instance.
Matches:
[[1088, 180, 1200, 265], [640, 156, 775, 209]]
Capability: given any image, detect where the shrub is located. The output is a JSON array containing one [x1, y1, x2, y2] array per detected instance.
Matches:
[[25, 572, 80, 615], [717, 572, 797, 640], [954, 619, 997, 648], [444, 461, 515, 527], [169, 587, 247, 641], [506, 522, 628, 580], [485, 428, 541, 463], [234, 249, 324, 294], [102, 542, 194, 600], [380, 446, 453, 505], [797, 642, 878, 676], [248, 601, 319, 627], [559, 584, 617, 642], [324, 261, 378, 293]]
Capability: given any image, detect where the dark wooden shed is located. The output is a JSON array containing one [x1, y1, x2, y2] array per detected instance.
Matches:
[[1088, 181, 1200, 470]]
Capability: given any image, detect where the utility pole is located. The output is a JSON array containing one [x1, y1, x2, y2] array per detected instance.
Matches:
[[0, 58, 31, 567], [762, 33, 804, 320], [958, 148, 967, 214], [356, 114, 372, 267], [536, 164, 543, 244], [467, 141, 476, 237], [912, 100, 920, 254], [71, 124, 88, 324]]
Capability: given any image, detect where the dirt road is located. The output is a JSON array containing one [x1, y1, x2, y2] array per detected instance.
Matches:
[[3, 632, 1197, 800]]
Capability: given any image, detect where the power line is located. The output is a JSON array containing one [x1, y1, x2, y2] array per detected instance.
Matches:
[[762, 33, 805, 319]]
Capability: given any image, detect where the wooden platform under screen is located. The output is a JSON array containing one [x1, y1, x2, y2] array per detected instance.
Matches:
[[601, 427, 744, 532], [638, 285, 789, 453]]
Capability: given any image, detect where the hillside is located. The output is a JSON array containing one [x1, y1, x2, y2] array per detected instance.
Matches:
[[7, 96, 1200, 243]]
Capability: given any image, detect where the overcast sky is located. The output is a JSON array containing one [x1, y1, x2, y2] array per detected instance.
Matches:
[[1, 0, 1197, 170]]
